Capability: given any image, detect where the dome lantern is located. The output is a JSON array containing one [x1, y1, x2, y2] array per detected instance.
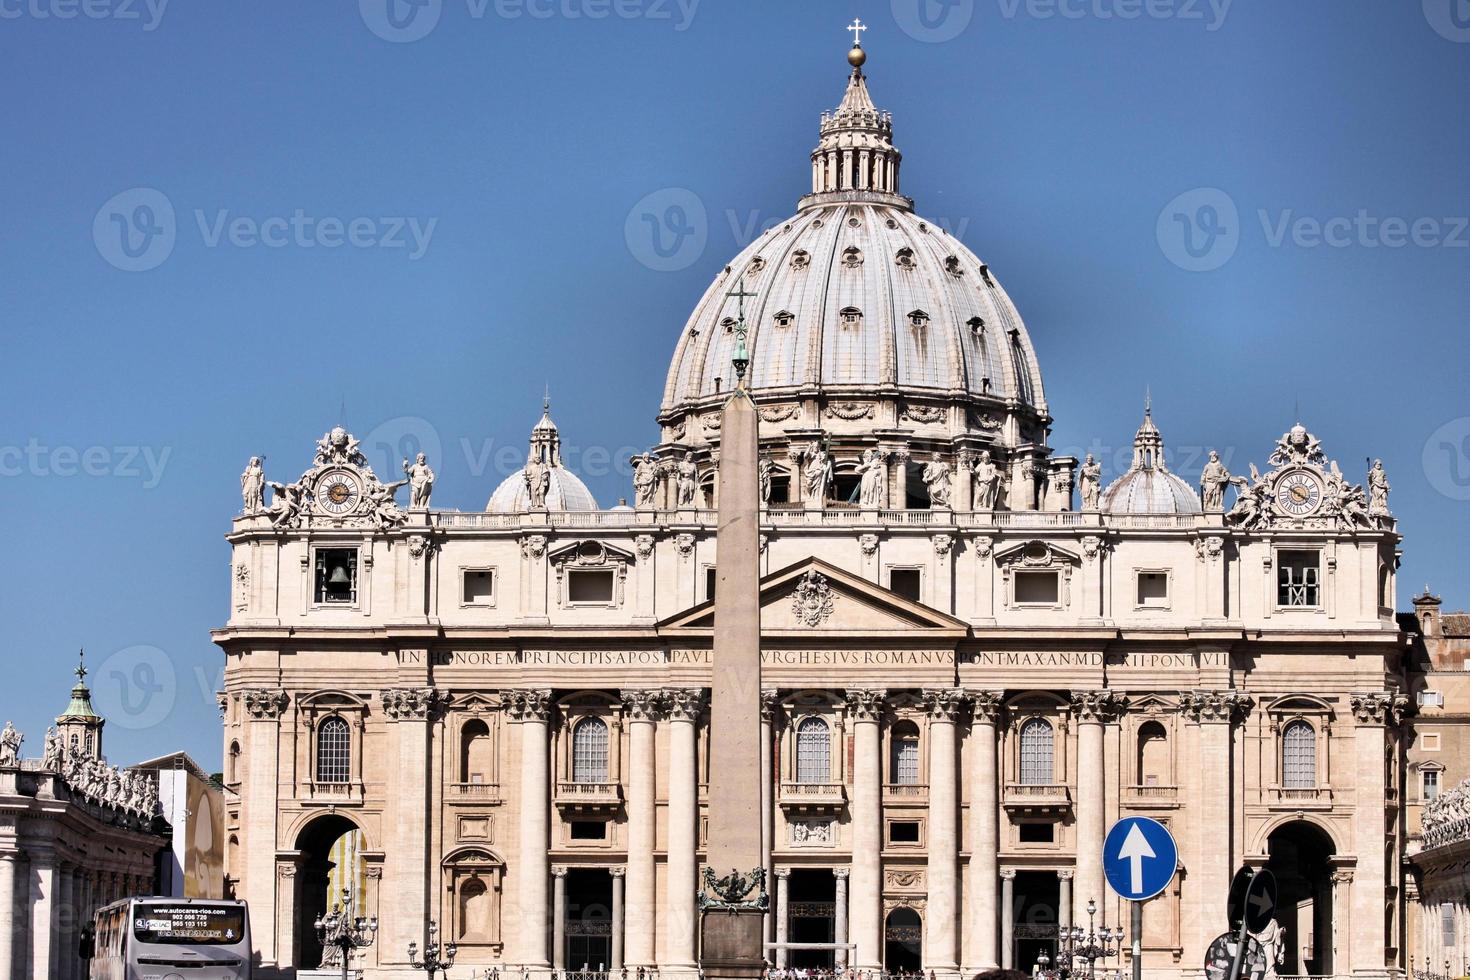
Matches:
[[1100, 403, 1202, 516]]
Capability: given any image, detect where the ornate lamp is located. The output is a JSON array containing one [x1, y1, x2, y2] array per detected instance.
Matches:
[[313, 886, 378, 980], [1034, 898, 1124, 980], [408, 919, 457, 978]]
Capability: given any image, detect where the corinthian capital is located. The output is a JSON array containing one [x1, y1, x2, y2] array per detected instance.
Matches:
[[381, 687, 444, 721], [243, 689, 289, 720], [922, 688, 969, 723], [620, 688, 667, 722], [1070, 690, 1126, 723], [845, 688, 887, 722], [1178, 689, 1252, 724], [968, 690, 1005, 725], [507, 689, 555, 722], [665, 688, 708, 722], [1349, 691, 1411, 727]]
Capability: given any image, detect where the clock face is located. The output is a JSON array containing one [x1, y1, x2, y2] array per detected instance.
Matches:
[[315, 470, 362, 515], [1275, 471, 1323, 517]]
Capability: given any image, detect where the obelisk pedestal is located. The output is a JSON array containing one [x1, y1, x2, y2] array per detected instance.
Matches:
[[698, 378, 766, 980]]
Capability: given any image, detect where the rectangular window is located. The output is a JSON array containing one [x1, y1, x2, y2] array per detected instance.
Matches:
[[314, 549, 358, 604], [1424, 769, 1441, 801], [1278, 550, 1321, 607], [1420, 691, 1445, 709], [568, 569, 615, 605], [1423, 733, 1442, 751], [570, 820, 608, 841], [1014, 570, 1060, 606], [1137, 572, 1169, 608], [1018, 822, 1055, 843], [888, 821, 920, 844], [890, 568, 922, 602], [462, 569, 495, 605], [1443, 902, 1457, 949], [705, 566, 717, 602]]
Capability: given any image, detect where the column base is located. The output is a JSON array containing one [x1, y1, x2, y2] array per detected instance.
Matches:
[[700, 910, 766, 980]]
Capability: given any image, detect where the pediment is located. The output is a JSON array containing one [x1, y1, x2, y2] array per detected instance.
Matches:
[[658, 557, 968, 636]]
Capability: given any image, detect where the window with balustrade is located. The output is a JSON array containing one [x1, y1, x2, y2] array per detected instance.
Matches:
[[796, 717, 831, 783], [315, 717, 351, 784], [890, 721, 920, 785], [572, 717, 609, 783], [1282, 720, 1317, 788], [1019, 718, 1054, 785]]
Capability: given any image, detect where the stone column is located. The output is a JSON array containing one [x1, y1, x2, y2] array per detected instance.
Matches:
[[667, 688, 707, 968], [924, 689, 964, 973], [892, 449, 910, 508], [1349, 693, 1402, 974], [1000, 869, 1016, 970], [552, 866, 568, 970], [967, 691, 1003, 972], [621, 689, 664, 969], [30, 847, 56, 979], [510, 689, 554, 967], [57, 863, 73, 980], [834, 868, 850, 969], [1072, 693, 1116, 926], [774, 869, 791, 969], [381, 685, 440, 967], [0, 854, 17, 979], [1333, 868, 1354, 975], [761, 692, 778, 951], [610, 867, 626, 972], [241, 688, 287, 966], [1179, 690, 1248, 959], [786, 449, 805, 508], [1058, 870, 1073, 932], [847, 689, 886, 971]]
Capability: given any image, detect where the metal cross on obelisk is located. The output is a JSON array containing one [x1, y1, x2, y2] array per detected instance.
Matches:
[[725, 285, 757, 385]]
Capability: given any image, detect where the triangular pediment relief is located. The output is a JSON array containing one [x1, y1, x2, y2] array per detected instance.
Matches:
[[658, 557, 968, 636]]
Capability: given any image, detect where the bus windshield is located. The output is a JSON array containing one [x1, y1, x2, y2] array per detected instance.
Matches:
[[132, 902, 247, 946]]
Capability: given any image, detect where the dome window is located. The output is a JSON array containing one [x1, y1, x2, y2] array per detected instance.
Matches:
[[746, 256, 766, 276], [894, 247, 916, 270], [979, 263, 995, 287], [847, 216, 861, 228], [885, 218, 899, 230], [841, 246, 864, 269], [968, 316, 986, 335], [720, 317, 737, 334], [773, 310, 795, 328], [839, 307, 863, 327], [790, 249, 811, 270], [907, 309, 930, 329], [944, 255, 964, 277]]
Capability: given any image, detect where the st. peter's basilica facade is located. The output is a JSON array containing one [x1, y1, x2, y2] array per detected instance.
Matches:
[[216, 37, 1409, 980]]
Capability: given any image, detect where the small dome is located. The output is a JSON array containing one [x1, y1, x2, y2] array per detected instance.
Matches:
[[485, 402, 599, 513], [1100, 406, 1201, 515]]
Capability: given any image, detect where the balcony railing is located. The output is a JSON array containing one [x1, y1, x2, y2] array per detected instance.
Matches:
[[303, 780, 361, 803], [414, 508, 1229, 531], [1267, 785, 1332, 807], [448, 781, 502, 803], [1003, 782, 1072, 810], [555, 781, 622, 809], [884, 782, 928, 800], [1123, 784, 1179, 805], [779, 781, 847, 811]]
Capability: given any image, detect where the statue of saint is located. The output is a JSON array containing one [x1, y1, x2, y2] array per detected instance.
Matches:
[[922, 455, 952, 508], [633, 453, 659, 509], [1368, 459, 1391, 517], [42, 727, 63, 772], [1079, 453, 1103, 510], [403, 453, 435, 510], [805, 445, 834, 503], [1200, 450, 1231, 511], [240, 457, 265, 514], [266, 480, 305, 529], [1252, 918, 1285, 980], [758, 457, 773, 505], [857, 449, 887, 508], [676, 453, 700, 507], [0, 722, 22, 767], [972, 451, 1001, 511], [524, 450, 550, 510]]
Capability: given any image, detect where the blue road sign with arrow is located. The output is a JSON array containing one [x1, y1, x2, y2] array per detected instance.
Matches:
[[1103, 816, 1178, 901]]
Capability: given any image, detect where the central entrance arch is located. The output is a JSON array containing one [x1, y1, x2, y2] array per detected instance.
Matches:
[[1265, 821, 1337, 976], [884, 906, 922, 972], [294, 814, 366, 969]]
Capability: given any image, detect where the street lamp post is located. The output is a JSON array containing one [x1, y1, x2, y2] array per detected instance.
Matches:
[[314, 886, 379, 980], [408, 918, 458, 978], [1035, 898, 1125, 980]]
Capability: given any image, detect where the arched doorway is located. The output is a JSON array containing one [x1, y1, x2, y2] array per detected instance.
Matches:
[[1265, 821, 1336, 976], [884, 906, 922, 972], [295, 814, 366, 969]]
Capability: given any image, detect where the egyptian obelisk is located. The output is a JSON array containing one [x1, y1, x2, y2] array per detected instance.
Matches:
[[699, 298, 766, 980]]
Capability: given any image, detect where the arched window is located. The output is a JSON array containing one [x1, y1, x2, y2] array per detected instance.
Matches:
[[890, 721, 921, 785], [460, 719, 492, 784], [1282, 720, 1317, 788], [228, 741, 241, 784], [572, 718, 609, 783], [458, 876, 490, 940], [1136, 721, 1169, 787], [1019, 718, 1054, 785], [315, 717, 351, 784], [796, 717, 831, 783]]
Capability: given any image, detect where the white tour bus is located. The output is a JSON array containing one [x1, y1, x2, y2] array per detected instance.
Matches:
[[88, 897, 252, 980]]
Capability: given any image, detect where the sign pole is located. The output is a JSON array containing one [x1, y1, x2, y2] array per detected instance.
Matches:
[[1131, 902, 1142, 980], [1226, 869, 1260, 980]]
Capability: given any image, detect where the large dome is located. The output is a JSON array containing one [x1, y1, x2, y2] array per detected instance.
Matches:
[[659, 50, 1046, 440]]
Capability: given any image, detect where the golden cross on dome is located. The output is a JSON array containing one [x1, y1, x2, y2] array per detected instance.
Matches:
[[847, 18, 867, 46]]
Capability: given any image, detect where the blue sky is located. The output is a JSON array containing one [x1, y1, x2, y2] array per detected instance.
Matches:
[[2, 0, 1467, 768]]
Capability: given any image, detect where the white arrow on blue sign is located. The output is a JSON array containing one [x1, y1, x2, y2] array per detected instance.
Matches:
[[1103, 816, 1178, 901]]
